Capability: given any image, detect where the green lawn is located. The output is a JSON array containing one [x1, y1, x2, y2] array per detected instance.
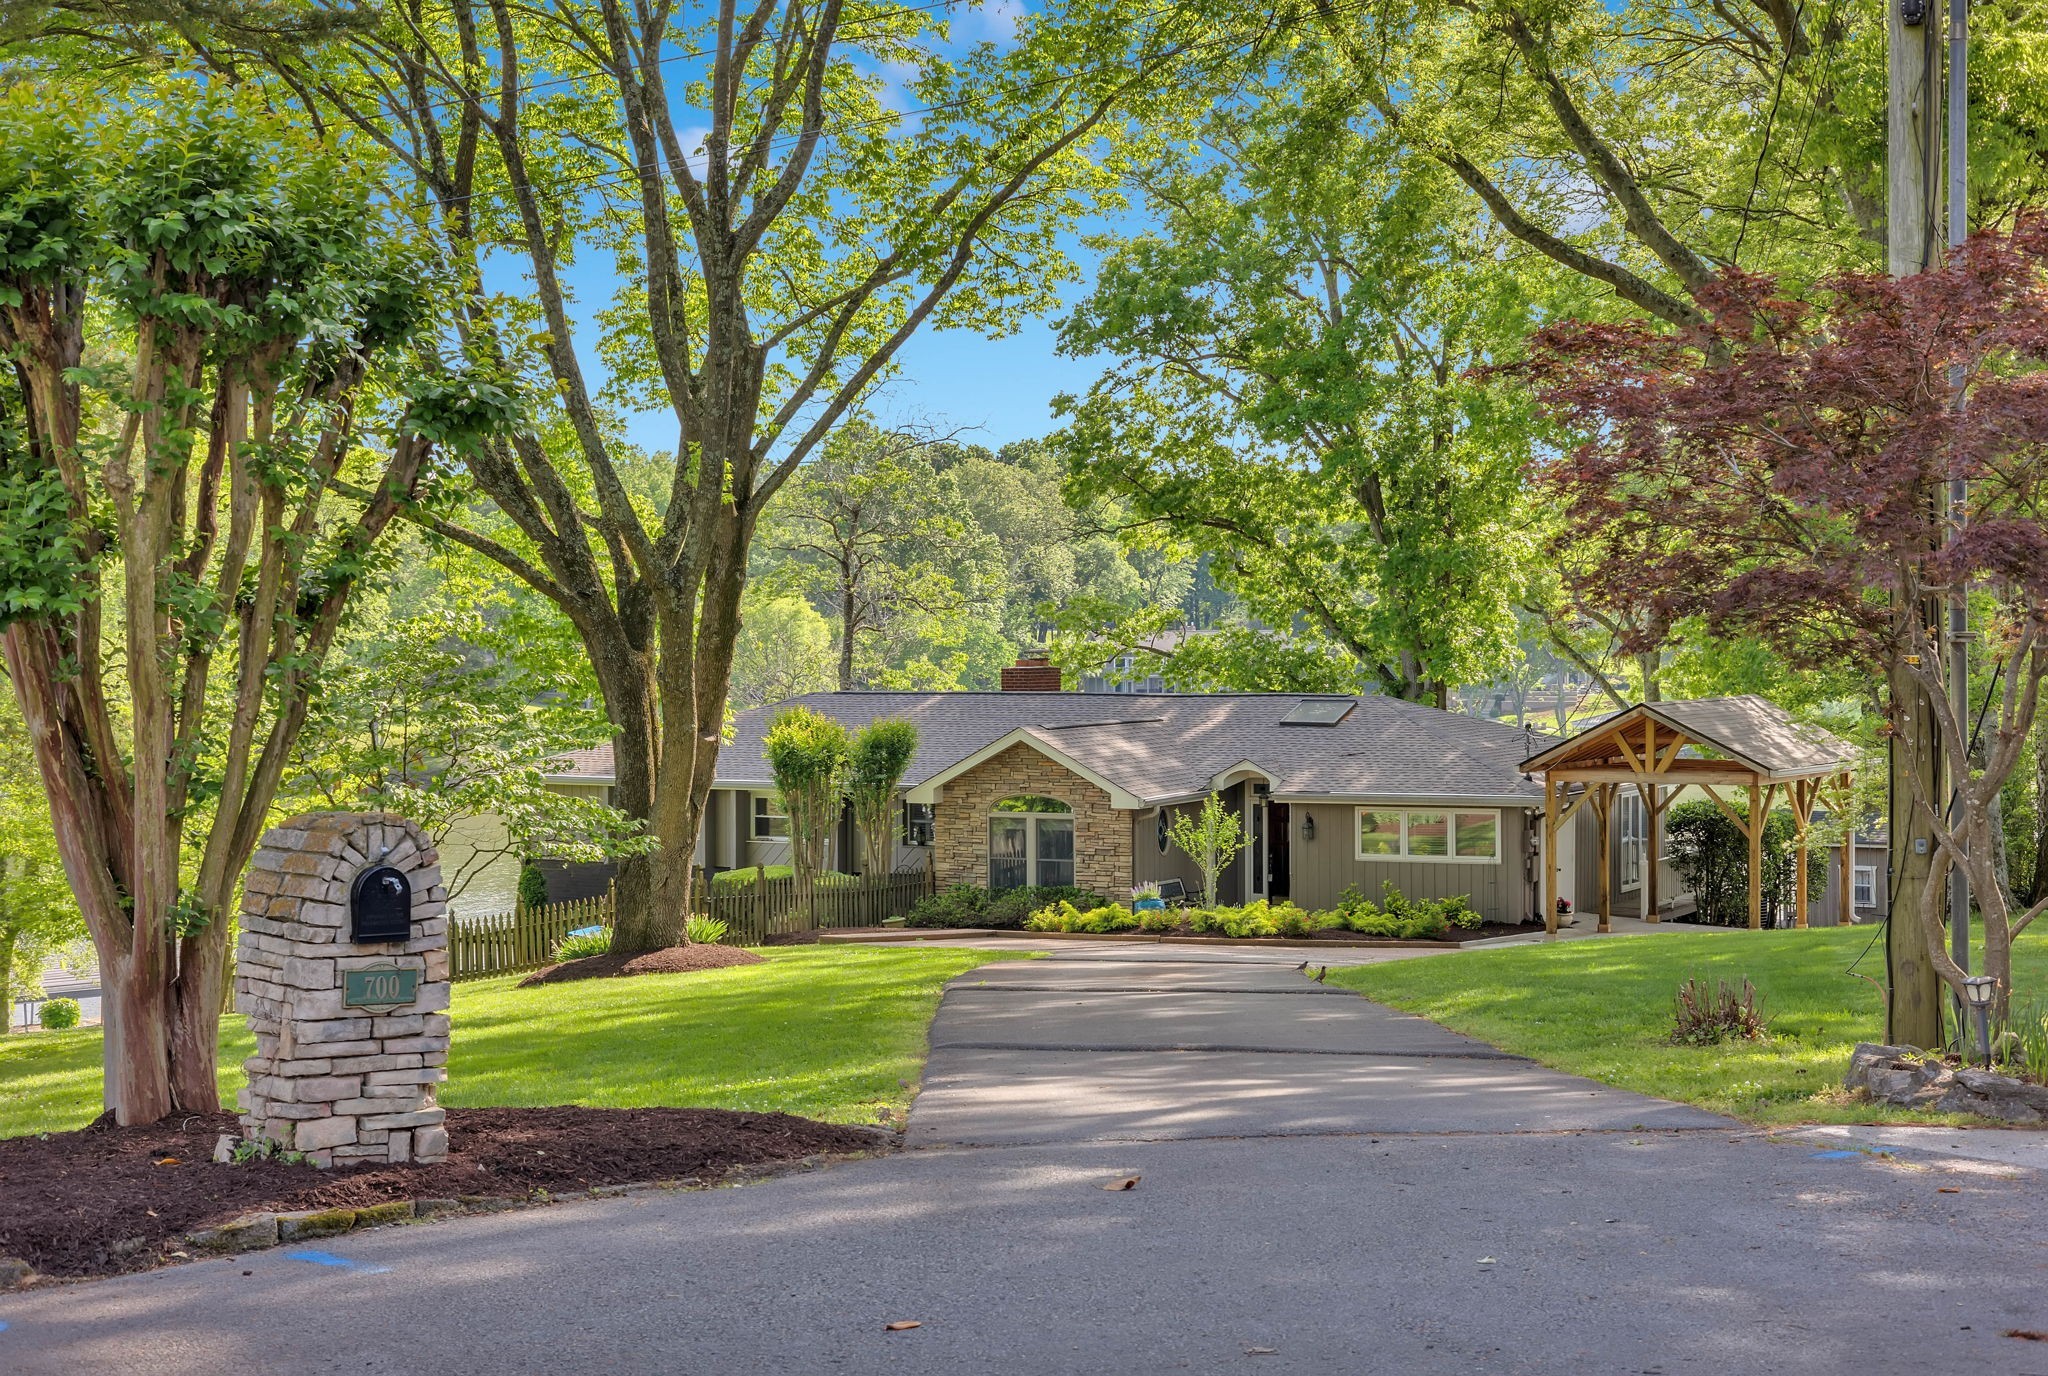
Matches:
[[0, 946, 1030, 1139], [1329, 924, 2048, 1125]]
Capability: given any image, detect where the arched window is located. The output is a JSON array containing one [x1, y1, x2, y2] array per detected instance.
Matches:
[[989, 796, 1074, 890]]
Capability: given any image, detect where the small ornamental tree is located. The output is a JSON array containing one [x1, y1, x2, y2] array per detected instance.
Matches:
[[0, 89, 494, 1122], [1167, 793, 1247, 906], [1523, 219, 2048, 1023], [848, 720, 920, 877], [763, 707, 853, 925]]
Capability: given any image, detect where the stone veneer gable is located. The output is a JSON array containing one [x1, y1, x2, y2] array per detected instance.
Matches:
[[932, 743, 1132, 897]]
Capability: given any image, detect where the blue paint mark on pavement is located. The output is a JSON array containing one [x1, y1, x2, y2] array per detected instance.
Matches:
[[0, 1319, 10, 1332], [286, 1249, 392, 1274], [1809, 1149, 1863, 1161]]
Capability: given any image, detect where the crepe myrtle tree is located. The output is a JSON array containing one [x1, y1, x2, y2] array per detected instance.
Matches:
[[249, 0, 1272, 954], [1523, 220, 2048, 1025], [848, 719, 919, 876], [1167, 792, 1247, 907], [0, 89, 503, 1123], [763, 706, 852, 925]]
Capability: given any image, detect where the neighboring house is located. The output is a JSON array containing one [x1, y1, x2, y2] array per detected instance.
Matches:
[[549, 667, 1560, 923], [1078, 629, 1213, 694]]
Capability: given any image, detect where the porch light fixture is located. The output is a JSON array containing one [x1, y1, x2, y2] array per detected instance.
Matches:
[[1963, 975, 1997, 1066], [1302, 811, 1316, 841]]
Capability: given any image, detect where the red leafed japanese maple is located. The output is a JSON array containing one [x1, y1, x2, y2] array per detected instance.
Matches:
[[1522, 218, 2048, 1018]]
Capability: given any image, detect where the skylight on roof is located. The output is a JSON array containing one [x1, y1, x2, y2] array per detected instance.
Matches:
[[1280, 698, 1354, 726]]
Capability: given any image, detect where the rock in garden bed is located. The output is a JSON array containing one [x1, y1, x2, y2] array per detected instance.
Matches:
[[0, 1105, 880, 1282], [1844, 1042, 2048, 1123], [517, 943, 763, 986]]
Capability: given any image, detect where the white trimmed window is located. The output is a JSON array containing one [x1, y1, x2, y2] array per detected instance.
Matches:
[[1617, 791, 1646, 892], [990, 796, 1074, 889], [753, 793, 789, 839], [1354, 808, 1500, 863], [1853, 865, 1877, 909]]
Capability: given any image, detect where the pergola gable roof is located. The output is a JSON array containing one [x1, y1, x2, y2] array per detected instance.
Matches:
[[1520, 696, 1856, 782]]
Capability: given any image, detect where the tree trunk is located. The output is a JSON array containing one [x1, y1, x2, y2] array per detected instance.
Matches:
[[1890, 663, 1946, 1050], [0, 930, 13, 1035]]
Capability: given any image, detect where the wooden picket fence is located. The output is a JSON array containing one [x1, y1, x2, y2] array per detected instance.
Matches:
[[450, 892, 613, 981], [449, 869, 934, 980], [708, 869, 935, 947]]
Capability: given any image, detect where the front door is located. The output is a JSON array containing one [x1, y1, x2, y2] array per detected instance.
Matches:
[[1267, 803, 1291, 900]]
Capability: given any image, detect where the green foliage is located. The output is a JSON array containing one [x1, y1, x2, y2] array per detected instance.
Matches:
[[905, 883, 1110, 930], [1164, 794, 1247, 904], [763, 706, 852, 897], [685, 915, 730, 946], [848, 719, 919, 875], [229, 1135, 310, 1167], [38, 997, 79, 1031], [1024, 900, 1138, 934], [517, 864, 550, 914], [1665, 801, 1827, 927], [1054, 66, 1539, 700], [289, 550, 647, 904], [552, 931, 612, 963], [1324, 884, 1480, 940]]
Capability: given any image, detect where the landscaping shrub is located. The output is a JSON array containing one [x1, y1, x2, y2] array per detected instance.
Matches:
[[517, 862, 550, 912], [1025, 900, 1138, 933], [906, 883, 1110, 929], [1670, 976, 1768, 1045], [38, 998, 80, 1031], [685, 914, 730, 945], [1665, 801, 1826, 926], [553, 931, 612, 962]]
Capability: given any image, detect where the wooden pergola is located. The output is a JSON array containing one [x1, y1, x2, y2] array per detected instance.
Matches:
[[1520, 697, 1860, 936]]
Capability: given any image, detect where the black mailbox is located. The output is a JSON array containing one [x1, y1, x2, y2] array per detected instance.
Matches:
[[350, 865, 413, 943]]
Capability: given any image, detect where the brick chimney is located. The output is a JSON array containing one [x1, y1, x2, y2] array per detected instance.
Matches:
[[1000, 653, 1062, 692]]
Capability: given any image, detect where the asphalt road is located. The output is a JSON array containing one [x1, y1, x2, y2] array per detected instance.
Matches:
[[5, 948, 2045, 1375]]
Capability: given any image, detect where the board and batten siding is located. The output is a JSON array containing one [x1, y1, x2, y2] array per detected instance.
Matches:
[[1131, 801, 1209, 896], [1283, 803, 1536, 925]]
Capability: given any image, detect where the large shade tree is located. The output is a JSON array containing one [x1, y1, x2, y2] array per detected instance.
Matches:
[[1056, 71, 1540, 702], [0, 89, 488, 1122], [1524, 221, 2048, 1028], [227, 0, 1266, 953]]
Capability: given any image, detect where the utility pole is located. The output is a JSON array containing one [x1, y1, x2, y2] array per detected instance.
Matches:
[[1886, 0, 1947, 1050], [1945, 0, 1971, 1034]]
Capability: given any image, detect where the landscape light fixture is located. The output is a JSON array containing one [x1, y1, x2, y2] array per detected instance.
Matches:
[[1962, 975, 1997, 1066]]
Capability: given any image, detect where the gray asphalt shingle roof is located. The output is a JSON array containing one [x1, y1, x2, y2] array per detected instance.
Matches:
[[693, 692, 1551, 806]]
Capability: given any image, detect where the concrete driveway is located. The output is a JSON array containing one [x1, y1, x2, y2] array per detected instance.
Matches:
[[4, 947, 2045, 1375]]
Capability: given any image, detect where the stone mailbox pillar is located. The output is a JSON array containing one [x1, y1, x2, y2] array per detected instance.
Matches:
[[232, 813, 451, 1167]]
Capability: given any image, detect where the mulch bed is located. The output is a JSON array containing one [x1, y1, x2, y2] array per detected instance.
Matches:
[[0, 1105, 879, 1281], [517, 943, 764, 986]]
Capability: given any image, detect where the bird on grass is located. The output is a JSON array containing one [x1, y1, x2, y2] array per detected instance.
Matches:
[[1313, 966, 1328, 982]]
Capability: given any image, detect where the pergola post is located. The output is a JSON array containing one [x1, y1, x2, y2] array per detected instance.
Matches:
[[1593, 783, 1615, 934], [1542, 776, 1560, 936], [1747, 785, 1765, 930], [1838, 770, 1856, 927], [1792, 779, 1814, 929], [1642, 782, 1662, 923]]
